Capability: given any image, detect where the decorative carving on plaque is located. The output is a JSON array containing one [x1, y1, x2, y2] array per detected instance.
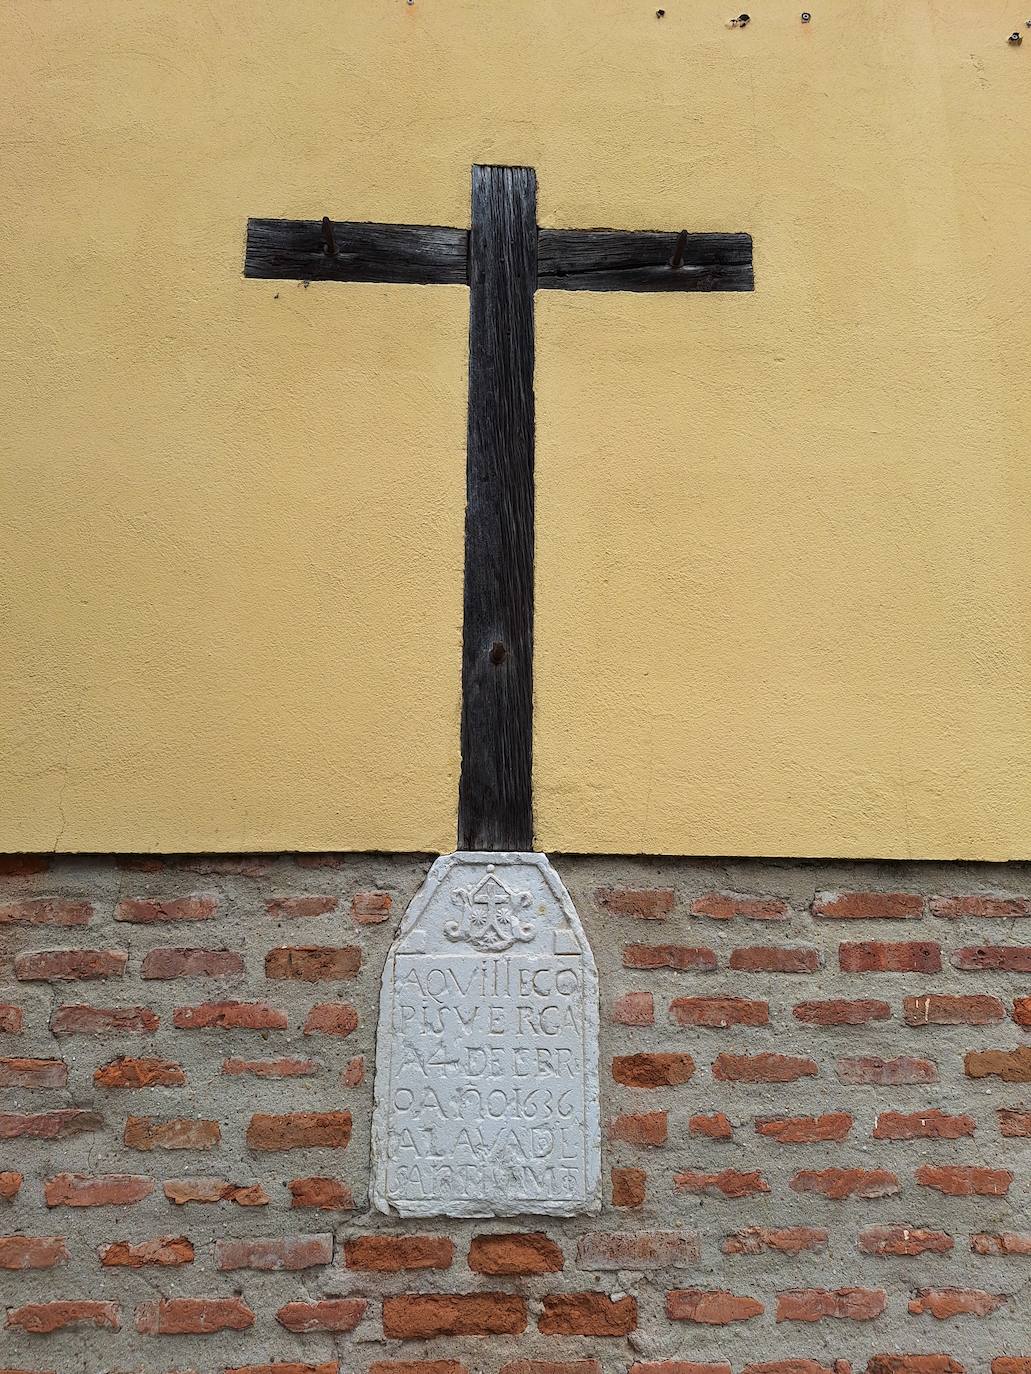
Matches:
[[371, 852, 600, 1218]]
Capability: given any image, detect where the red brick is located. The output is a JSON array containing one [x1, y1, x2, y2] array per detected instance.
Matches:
[[722, 1227, 827, 1255], [14, 949, 126, 981], [226, 1365, 338, 1374], [276, 1299, 367, 1332], [909, 1289, 1005, 1318], [223, 1056, 317, 1078], [730, 946, 821, 973], [6, 1300, 119, 1333], [916, 1164, 1012, 1196], [303, 1003, 359, 1036], [670, 996, 768, 1027], [0, 1004, 23, 1033], [539, 1292, 637, 1336], [116, 895, 218, 924], [216, 1234, 332, 1271], [613, 1052, 694, 1088], [371, 1365, 466, 1374], [468, 1232, 562, 1275], [873, 1109, 974, 1140], [791, 1168, 900, 1199], [836, 1056, 937, 1086], [0, 1109, 101, 1140], [94, 1056, 186, 1088], [124, 1116, 220, 1151], [794, 998, 891, 1026], [246, 1110, 351, 1151], [595, 886, 674, 919], [0, 1236, 69, 1269], [1014, 995, 1031, 1025], [265, 946, 361, 980], [999, 1107, 1031, 1135], [690, 1112, 733, 1139], [141, 947, 244, 979], [288, 1177, 354, 1210], [814, 891, 923, 920], [903, 993, 1005, 1025], [352, 890, 393, 923], [611, 991, 654, 1025], [163, 1178, 269, 1206], [608, 1111, 667, 1146], [503, 1364, 601, 1374], [0, 1057, 66, 1088], [867, 1361, 964, 1374], [713, 1052, 818, 1083], [756, 1112, 852, 1144], [859, 1226, 953, 1256], [675, 1169, 769, 1198], [99, 1236, 194, 1266], [743, 1365, 843, 1374], [993, 1364, 1031, 1374], [611, 1166, 645, 1206], [383, 1293, 527, 1338], [777, 1288, 886, 1322], [0, 854, 48, 877], [931, 895, 1031, 920], [135, 1295, 254, 1334], [971, 1232, 1031, 1255], [965, 1047, 1031, 1081], [666, 1289, 763, 1324], [624, 944, 717, 971], [840, 941, 941, 973], [50, 1004, 158, 1034], [342, 1055, 364, 1086], [0, 898, 91, 926], [44, 1173, 154, 1207], [0, 1171, 21, 1201], [953, 945, 1031, 971], [690, 892, 788, 921], [174, 1000, 286, 1030], [267, 894, 338, 920], [576, 1230, 698, 1269], [345, 1234, 454, 1271]]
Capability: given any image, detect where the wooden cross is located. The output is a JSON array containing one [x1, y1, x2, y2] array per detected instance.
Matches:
[[245, 165, 752, 853]]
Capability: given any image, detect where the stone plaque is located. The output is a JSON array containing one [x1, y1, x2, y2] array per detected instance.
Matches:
[[371, 852, 600, 1218]]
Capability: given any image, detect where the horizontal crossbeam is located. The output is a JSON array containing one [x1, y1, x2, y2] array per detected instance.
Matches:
[[245, 219, 753, 292]]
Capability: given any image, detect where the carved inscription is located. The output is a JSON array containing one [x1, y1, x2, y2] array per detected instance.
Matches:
[[372, 853, 600, 1218]]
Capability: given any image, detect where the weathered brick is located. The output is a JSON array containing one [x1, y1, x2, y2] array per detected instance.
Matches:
[[289, 1177, 355, 1210], [743, 1364, 844, 1374], [135, 1295, 254, 1334], [503, 1363, 601, 1374], [611, 1166, 645, 1206], [793, 998, 891, 1026], [666, 1289, 763, 1324], [836, 1056, 937, 1086], [756, 1112, 852, 1144], [814, 891, 923, 920], [371, 1363, 466, 1374], [689, 1112, 733, 1139], [859, 1226, 953, 1256], [908, 1288, 1005, 1318], [345, 1234, 454, 1271], [539, 1292, 637, 1336], [675, 1169, 769, 1198], [267, 894, 338, 919], [0, 1109, 101, 1140], [116, 895, 218, 923], [791, 1168, 900, 1199], [902, 993, 1005, 1025], [468, 1232, 562, 1275], [633, 1365, 731, 1374], [173, 1000, 286, 1030], [670, 996, 768, 1027], [99, 1236, 194, 1266], [246, 1110, 351, 1151], [873, 1109, 974, 1140], [342, 1054, 364, 1086], [0, 1057, 67, 1088], [612, 1052, 694, 1088], [226, 1365, 338, 1374], [352, 890, 393, 923], [14, 949, 126, 981], [383, 1293, 527, 1338], [916, 1164, 1011, 1196], [624, 944, 717, 971], [840, 941, 941, 973], [970, 1232, 1031, 1255], [0, 1171, 21, 1200], [276, 1298, 368, 1332], [690, 892, 788, 921], [223, 1055, 317, 1077], [141, 947, 244, 979], [776, 1288, 886, 1322], [595, 887, 674, 920], [713, 1052, 818, 1083], [0, 1235, 70, 1269], [576, 1230, 698, 1269], [730, 946, 821, 973], [94, 1056, 185, 1088], [993, 1363, 1031, 1374], [722, 1227, 827, 1255], [998, 1107, 1031, 1136], [867, 1360, 964, 1374], [931, 895, 1031, 920], [216, 1234, 332, 1271], [0, 1004, 23, 1033], [51, 1004, 158, 1034], [6, 1300, 119, 1333], [124, 1116, 220, 1151], [1014, 995, 1031, 1026], [265, 946, 361, 980], [611, 991, 654, 1025], [965, 1047, 1031, 1081], [303, 1002, 358, 1036], [44, 1173, 154, 1207], [608, 1111, 667, 1146], [163, 1177, 269, 1206], [0, 897, 91, 926], [952, 945, 1031, 971]]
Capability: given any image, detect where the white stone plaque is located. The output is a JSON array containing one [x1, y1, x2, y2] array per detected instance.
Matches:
[[371, 852, 600, 1218]]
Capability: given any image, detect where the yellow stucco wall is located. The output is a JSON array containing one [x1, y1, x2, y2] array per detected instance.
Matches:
[[1, 1, 1028, 857]]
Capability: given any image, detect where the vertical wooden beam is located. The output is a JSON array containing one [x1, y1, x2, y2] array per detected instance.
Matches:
[[458, 165, 537, 852]]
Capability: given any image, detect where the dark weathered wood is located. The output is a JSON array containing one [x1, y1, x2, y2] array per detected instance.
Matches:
[[245, 218, 468, 284], [538, 229, 753, 292], [457, 166, 537, 852]]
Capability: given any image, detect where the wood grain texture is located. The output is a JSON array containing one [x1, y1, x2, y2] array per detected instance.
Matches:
[[457, 166, 537, 852], [245, 218, 468, 284], [538, 229, 753, 291]]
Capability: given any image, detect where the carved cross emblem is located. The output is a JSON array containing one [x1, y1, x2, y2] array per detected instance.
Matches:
[[444, 863, 536, 952]]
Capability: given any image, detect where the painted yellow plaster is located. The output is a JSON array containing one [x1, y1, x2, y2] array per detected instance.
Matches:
[[1, 1, 1028, 856]]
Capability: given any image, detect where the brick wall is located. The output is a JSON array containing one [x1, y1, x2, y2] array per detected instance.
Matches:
[[0, 853, 1029, 1374]]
